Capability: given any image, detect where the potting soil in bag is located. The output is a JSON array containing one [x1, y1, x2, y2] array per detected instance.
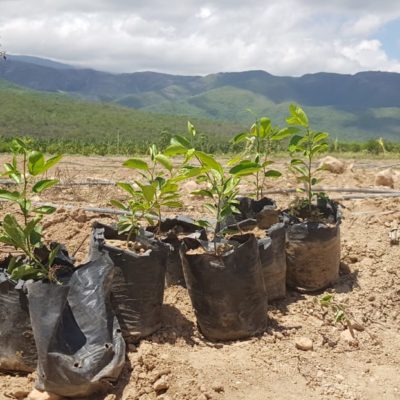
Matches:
[[284, 200, 341, 292], [90, 222, 167, 342], [180, 234, 267, 341], [27, 251, 125, 398], [219, 196, 279, 231], [0, 270, 36, 373], [147, 216, 207, 287]]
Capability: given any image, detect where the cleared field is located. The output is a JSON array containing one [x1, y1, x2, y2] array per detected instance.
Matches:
[[1, 155, 400, 400]]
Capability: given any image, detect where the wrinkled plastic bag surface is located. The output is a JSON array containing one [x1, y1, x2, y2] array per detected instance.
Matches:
[[180, 234, 267, 341], [147, 216, 207, 287], [284, 200, 341, 292], [90, 222, 167, 342], [0, 270, 36, 372], [232, 222, 287, 302], [27, 251, 125, 397]]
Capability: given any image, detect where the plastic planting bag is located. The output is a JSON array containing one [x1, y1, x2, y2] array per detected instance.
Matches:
[[284, 200, 341, 292], [0, 266, 36, 373], [220, 197, 279, 230], [233, 222, 287, 302], [147, 216, 207, 287], [180, 234, 267, 341], [90, 222, 167, 342], [27, 250, 125, 398], [220, 197, 287, 302]]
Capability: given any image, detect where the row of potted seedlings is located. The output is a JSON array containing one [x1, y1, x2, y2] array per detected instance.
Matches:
[[0, 104, 341, 398]]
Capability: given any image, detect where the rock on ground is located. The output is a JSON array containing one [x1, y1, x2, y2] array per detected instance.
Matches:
[[295, 337, 314, 351], [319, 156, 346, 174], [375, 169, 394, 188]]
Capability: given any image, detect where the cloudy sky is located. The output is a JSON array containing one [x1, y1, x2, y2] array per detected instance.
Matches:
[[1, 0, 399, 76]]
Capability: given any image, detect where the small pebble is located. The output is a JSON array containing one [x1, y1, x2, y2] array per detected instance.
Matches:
[[295, 337, 313, 351]]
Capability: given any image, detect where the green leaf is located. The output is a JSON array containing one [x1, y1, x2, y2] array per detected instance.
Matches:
[[265, 170, 282, 178], [259, 117, 271, 138], [32, 179, 58, 193], [229, 161, 261, 177], [17, 198, 31, 214], [48, 244, 60, 268], [334, 310, 345, 324], [181, 166, 207, 180], [272, 127, 299, 140], [140, 184, 156, 202], [43, 154, 62, 172], [10, 264, 42, 281], [311, 143, 329, 155], [231, 132, 248, 144], [203, 203, 217, 214], [291, 165, 308, 176], [6, 257, 18, 274], [288, 135, 304, 153], [188, 121, 196, 137], [162, 200, 182, 208], [171, 134, 191, 149], [195, 220, 210, 228], [123, 158, 149, 170], [194, 151, 224, 176], [2, 214, 26, 250], [290, 159, 306, 166], [191, 189, 214, 198], [164, 144, 187, 156], [160, 181, 179, 193], [155, 154, 173, 171], [116, 182, 137, 197], [286, 104, 309, 127], [110, 199, 128, 211], [0, 189, 21, 202], [313, 132, 329, 143], [28, 151, 45, 176], [33, 206, 56, 214]]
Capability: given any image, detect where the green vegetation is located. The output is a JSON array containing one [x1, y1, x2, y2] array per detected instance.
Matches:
[[0, 138, 62, 281], [112, 145, 182, 243], [229, 113, 293, 199], [1, 80, 400, 156], [287, 104, 329, 214], [166, 122, 244, 251], [0, 81, 243, 155]]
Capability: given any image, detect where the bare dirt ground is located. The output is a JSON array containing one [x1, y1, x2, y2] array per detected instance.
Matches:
[[1, 155, 400, 400]]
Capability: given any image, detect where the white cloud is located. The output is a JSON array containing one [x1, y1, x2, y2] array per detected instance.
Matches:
[[0, 0, 400, 75]]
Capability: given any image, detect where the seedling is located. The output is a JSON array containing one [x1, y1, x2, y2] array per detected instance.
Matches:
[[166, 122, 242, 253], [317, 293, 359, 337], [286, 104, 329, 214], [229, 114, 293, 199], [0, 138, 62, 281], [111, 144, 182, 246]]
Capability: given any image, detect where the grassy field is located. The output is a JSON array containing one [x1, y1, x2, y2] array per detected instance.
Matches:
[[1, 80, 400, 155]]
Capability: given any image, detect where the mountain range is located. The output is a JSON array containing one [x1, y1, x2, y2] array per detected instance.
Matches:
[[1, 55, 400, 141]]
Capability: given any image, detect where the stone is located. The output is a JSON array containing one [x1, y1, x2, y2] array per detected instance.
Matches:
[[319, 156, 346, 174], [9, 391, 30, 399], [340, 329, 358, 346], [27, 389, 62, 400], [374, 169, 394, 188], [211, 383, 224, 393], [153, 376, 169, 392], [295, 337, 313, 351]]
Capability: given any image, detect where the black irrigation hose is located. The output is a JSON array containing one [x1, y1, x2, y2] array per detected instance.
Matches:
[[2, 178, 400, 195]]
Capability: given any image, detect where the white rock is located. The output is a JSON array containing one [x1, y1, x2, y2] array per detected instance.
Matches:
[[153, 376, 169, 392], [295, 337, 313, 351], [319, 156, 346, 174], [375, 169, 394, 188], [340, 329, 358, 346], [27, 389, 62, 400]]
